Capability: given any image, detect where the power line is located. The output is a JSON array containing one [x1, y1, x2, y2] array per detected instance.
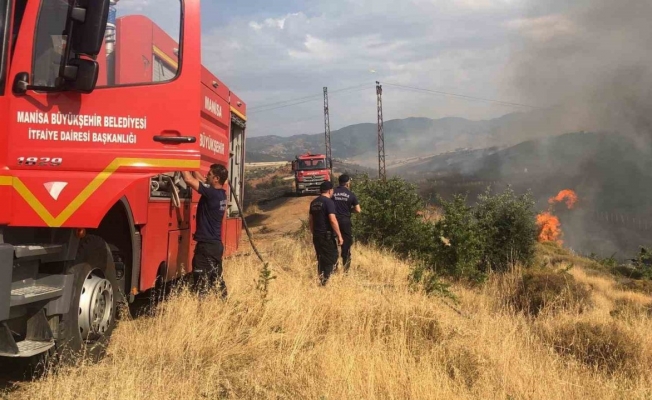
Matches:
[[382, 82, 540, 109], [247, 113, 325, 130], [249, 84, 373, 114], [248, 83, 373, 114], [248, 93, 324, 111], [249, 83, 370, 110]]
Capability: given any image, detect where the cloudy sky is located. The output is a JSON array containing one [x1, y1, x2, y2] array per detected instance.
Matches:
[[115, 0, 650, 139]]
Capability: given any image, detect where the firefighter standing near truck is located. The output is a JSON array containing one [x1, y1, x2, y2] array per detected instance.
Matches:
[[332, 174, 361, 272], [309, 181, 344, 285], [182, 165, 229, 298]]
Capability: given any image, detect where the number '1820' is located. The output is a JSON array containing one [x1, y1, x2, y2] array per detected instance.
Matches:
[[17, 157, 63, 167]]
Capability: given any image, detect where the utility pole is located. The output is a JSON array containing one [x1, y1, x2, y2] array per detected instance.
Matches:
[[376, 81, 386, 181], [323, 87, 333, 176]]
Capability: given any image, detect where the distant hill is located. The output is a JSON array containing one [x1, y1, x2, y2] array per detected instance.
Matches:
[[246, 109, 581, 165], [398, 131, 652, 259]]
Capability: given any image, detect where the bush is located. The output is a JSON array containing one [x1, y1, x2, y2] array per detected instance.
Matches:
[[354, 177, 539, 284], [536, 321, 642, 377], [430, 187, 538, 281], [430, 194, 485, 281], [475, 187, 538, 272], [616, 278, 652, 295], [442, 346, 484, 389], [352, 175, 435, 259], [511, 270, 592, 316], [353, 175, 452, 295], [610, 298, 652, 320]]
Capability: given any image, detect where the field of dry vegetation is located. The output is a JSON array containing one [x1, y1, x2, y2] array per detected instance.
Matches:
[[4, 231, 652, 399]]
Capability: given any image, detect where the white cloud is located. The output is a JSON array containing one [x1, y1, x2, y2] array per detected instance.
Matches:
[[197, 0, 536, 137]]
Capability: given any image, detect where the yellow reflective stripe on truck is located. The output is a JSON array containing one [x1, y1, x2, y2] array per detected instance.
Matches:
[[153, 46, 178, 69], [230, 107, 247, 122], [0, 158, 199, 227]]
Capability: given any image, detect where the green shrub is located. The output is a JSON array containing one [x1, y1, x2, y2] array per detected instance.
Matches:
[[353, 176, 538, 286], [430, 187, 538, 281], [589, 252, 619, 268], [608, 247, 652, 281], [352, 175, 435, 259], [431, 194, 485, 281], [353, 175, 451, 295], [475, 187, 538, 272]]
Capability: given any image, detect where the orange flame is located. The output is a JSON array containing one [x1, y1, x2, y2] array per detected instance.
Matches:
[[537, 189, 578, 245], [536, 212, 562, 244], [549, 189, 578, 209]]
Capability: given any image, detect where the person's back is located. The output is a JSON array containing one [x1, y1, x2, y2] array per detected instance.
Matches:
[[194, 183, 227, 243], [331, 175, 360, 272], [309, 181, 342, 285], [333, 186, 358, 218], [182, 165, 230, 297], [310, 195, 335, 234]]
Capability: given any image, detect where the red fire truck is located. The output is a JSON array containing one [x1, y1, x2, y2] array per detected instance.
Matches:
[[292, 153, 331, 195], [0, 0, 246, 361]]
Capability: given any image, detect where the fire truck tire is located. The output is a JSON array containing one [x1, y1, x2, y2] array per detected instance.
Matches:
[[56, 235, 119, 363]]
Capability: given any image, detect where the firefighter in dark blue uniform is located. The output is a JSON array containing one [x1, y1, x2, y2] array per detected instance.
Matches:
[[332, 174, 361, 272], [309, 181, 343, 285], [182, 164, 229, 298]]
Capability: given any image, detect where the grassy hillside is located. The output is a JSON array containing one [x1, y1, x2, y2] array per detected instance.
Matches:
[[5, 234, 652, 399]]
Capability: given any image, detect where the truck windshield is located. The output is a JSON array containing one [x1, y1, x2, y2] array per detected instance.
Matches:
[[0, 0, 8, 94], [32, 0, 73, 88], [298, 159, 326, 170]]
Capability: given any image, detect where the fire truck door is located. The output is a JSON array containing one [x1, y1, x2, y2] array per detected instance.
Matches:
[[228, 117, 245, 216], [223, 115, 245, 256], [6, 1, 202, 227]]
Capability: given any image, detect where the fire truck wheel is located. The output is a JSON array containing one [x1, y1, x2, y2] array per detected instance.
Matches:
[[56, 235, 119, 363]]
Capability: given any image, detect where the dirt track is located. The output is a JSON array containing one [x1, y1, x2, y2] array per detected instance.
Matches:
[[240, 195, 314, 253]]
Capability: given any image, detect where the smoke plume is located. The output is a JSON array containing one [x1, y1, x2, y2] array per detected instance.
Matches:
[[510, 0, 652, 144], [506, 0, 652, 258]]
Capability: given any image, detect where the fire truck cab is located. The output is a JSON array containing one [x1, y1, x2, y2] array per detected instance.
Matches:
[[291, 153, 331, 195], [0, 0, 246, 362]]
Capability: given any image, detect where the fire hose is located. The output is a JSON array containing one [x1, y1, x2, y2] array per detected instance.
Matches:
[[163, 175, 181, 208], [230, 186, 266, 264]]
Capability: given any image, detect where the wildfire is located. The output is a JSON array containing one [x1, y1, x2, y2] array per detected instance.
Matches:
[[548, 189, 578, 209], [537, 212, 562, 244], [536, 189, 578, 245]]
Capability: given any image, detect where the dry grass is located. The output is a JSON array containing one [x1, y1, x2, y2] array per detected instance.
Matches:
[[5, 237, 652, 399], [507, 269, 593, 316]]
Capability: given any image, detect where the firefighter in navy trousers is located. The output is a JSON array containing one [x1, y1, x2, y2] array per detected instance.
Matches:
[[182, 164, 229, 298], [332, 174, 361, 272], [309, 181, 344, 285]]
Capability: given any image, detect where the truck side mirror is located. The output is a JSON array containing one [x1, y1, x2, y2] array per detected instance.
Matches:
[[70, 0, 111, 56], [66, 58, 100, 94]]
